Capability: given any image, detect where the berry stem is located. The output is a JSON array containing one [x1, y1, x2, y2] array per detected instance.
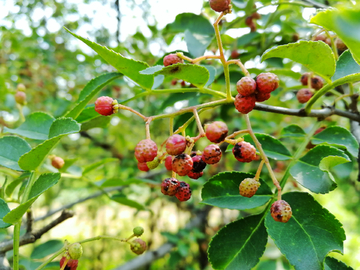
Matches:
[[145, 117, 152, 140], [35, 247, 66, 270], [213, 12, 232, 100], [118, 104, 147, 120], [226, 60, 250, 77], [244, 114, 282, 200], [225, 129, 250, 139], [193, 108, 205, 136], [16, 103, 25, 123], [254, 159, 265, 181], [176, 52, 221, 64], [169, 117, 174, 136]]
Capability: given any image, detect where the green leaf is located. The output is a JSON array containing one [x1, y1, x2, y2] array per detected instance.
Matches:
[[3, 173, 60, 224], [110, 194, 146, 210], [141, 63, 210, 88], [65, 72, 122, 119], [0, 198, 11, 228], [310, 8, 360, 65], [3, 112, 55, 140], [164, 13, 214, 36], [237, 32, 260, 46], [332, 50, 360, 81], [31, 240, 64, 259], [65, 28, 153, 90], [201, 172, 272, 210], [160, 92, 198, 111], [290, 145, 350, 193], [265, 192, 346, 270], [6, 173, 30, 197], [324, 257, 354, 270], [184, 29, 213, 58], [202, 65, 216, 86], [261, 41, 335, 79], [80, 116, 111, 131], [18, 118, 80, 171], [244, 133, 292, 160], [0, 136, 31, 171], [311, 126, 359, 157], [83, 158, 118, 175], [75, 106, 99, 123], [280, 124, 306, 138], [208, 214, 267, 270]]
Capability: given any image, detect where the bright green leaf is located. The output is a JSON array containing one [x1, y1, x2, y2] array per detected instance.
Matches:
[[6, 173, 30, 197], [3, 197, 37, 224], [3, 112, 55, 140], [244, 133, 292, 160], [290, 145, 350, 193], [65, 72, 122, 119], [208, 214, 267, 270], [261, 41, 335, 79], [83, 158, 118, 175], [310, 8, 360, 65], [65, 28, 154, 90], [18, 118, 80, 171], [80, 116, 111, 131], [332, 50, 360, 81], [184, 29, 213, 58], [201, 172, 273, 210], [265, 192, 345, 270], [324, 257, 354, 270], [31, 240, 64, 259], [311, 126, 359, 157], [0, 136, 31, 171], [110, 194, 146, 210], [0, 198, 11, 228], [141, 63, 210, 88]]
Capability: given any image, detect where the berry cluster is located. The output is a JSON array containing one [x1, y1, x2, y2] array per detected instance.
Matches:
[[161, 178, 191, 201], [296, 72, 324, 104], [235, 73, 279, 114]]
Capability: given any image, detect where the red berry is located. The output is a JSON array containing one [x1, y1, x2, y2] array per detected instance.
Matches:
[[256, 73, 279, 93], [300, 72, 311, 86], [15, 91, 26, 105], [60, 257, 78, 270], [51, 156, 65, 169], [245, 16, 253, 27], [164, 155, 173, 171], [137, 162, 149, 172], [296, 88, 313, 103], [172, 154, 193, 176], [205, 121, 228, 143], [270, 200, 292, 223], [191, 154, 207, 172], [239, 178, 260, 198], [171, 79, 178, 86], [311, 76, 323, 90], [202, 144, 222, 164], [187, 170, 203, 179], [163, 54, 184, 67], [161, 177, 180, 196], [130, 238, 147, 255], [251, 12, 261, 20], [134, 139, 158, 163], [255, 91, 271, 102], [232, 141, 256, 162], [175, 181, 192, 201], [236, 77, 257, 96], [166, 134, 187, 156], [249, 22, 257, 32], [234, 94, 256, 114], [336, 38, 347, 52], [95, 96, 115, 116], [230, 50, 240, 59], [209, 0, 231, 12]]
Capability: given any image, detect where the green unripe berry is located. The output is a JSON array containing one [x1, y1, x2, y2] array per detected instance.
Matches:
[[68, 243, 83, 260], [146, 157, 160, 170], [133, 226, 144, 237]]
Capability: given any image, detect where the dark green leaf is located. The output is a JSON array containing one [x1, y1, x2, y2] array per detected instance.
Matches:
[[31, 240, 64, 259], [237, 32, 260, 46], [19, 118, 80, 171], [324, 257, 354, 270], [202, 65, 217, 86], [280, 125, 306, 138], [244, 133, 292, 160], [310, 8, 360, 65], [208, 214, 267, 270], [332, 50, 360, 81], [184, 29, 213, 58], [290, 145, 350, 193], [3, 112, 54, 140], [110, 194, 146, 210], [65, 28, 154, 90], [65, 72, 122, 119], [164, 13, 214, 36], [0, 198, 11, 228], [265, 192, 346, 270], [261, 41, 335, 79], [201, 172, 273, 210], [0, 136, 31, 171], [311, 126, 359, 157]]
